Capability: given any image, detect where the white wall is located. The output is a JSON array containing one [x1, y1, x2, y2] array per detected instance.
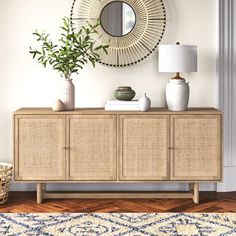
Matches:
[[0, 0, 218, 191]]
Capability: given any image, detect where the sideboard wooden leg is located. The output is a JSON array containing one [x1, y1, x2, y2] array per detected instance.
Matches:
[[37, 183, 44, 204], [192, 182, 199, 204]]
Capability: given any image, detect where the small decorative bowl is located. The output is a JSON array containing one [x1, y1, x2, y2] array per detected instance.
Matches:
[[114, 86, 136, 101], [52, 99, 65, 112]]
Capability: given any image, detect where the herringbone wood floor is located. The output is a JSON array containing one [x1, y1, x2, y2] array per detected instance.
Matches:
[[0, 192, 235, 213]]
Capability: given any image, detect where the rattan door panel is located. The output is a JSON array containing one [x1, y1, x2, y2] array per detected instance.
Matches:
[[120, 115, 170, 180], [68, 115, 117, 181], [15, 115, 66, 180], [170, 115, 221, 180]]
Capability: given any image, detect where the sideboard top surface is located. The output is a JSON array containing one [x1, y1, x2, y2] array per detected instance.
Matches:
[[14, 107, 222, 115]]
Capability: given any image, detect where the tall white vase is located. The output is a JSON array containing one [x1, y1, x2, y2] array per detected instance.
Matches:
[[166, 79, 189, 111], [61, 78, 75, 111]]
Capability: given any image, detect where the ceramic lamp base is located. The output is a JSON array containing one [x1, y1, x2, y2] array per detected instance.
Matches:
[[166, 79, 189, 111]]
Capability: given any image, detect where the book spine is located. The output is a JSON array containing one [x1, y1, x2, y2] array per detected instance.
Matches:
[[106, 101, 139, 105], [105, 105, 140, 111]]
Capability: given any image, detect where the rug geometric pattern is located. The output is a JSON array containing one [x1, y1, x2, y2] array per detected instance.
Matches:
[[0, 213, 236, 236]]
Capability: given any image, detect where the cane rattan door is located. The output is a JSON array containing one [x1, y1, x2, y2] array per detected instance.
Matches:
[[170, 115, 221, 180], [15, 115, 66, 180], [119, 115, 170, 180], [67, 115, 117, 181]]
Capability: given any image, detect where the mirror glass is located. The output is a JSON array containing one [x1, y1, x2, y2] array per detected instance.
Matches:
[[100, 1, 136, 37]]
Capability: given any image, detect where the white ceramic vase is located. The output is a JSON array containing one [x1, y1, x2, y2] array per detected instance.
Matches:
[[166, 79, 189, 111], [61, 78, 75, 111], [139, 93, 151, 112]]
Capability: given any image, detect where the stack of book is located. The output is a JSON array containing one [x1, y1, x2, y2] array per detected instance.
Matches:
[[105, 100, 140, 111]]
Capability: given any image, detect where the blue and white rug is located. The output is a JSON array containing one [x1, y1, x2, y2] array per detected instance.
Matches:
[[0, 213, 235, 235]]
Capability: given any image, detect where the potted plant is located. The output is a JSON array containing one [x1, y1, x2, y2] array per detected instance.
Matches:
[[30, 17, 109, 110]]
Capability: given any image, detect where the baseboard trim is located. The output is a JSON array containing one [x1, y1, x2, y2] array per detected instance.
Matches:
[[10, 182, 217, 192]]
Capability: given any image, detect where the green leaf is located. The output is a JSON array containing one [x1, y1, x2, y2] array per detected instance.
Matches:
[[29, 17, 109, 76]]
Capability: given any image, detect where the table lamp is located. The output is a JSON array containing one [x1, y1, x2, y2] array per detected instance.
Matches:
[[158, 43, 197, 111]]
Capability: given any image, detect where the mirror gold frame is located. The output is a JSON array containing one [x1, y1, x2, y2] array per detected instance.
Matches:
[[71, 0, 166, 67]]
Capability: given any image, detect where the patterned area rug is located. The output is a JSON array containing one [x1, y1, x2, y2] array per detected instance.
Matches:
[[0, 213, 236, 236]]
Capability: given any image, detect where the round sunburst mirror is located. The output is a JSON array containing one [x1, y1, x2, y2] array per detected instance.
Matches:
[[71, 0, 167, 67]]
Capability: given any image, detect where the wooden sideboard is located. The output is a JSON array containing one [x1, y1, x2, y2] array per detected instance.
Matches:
[[14, 108, 222, 203]]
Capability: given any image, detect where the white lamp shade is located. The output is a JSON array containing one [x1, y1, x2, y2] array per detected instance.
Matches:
[[158, 45, 197, 73]]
